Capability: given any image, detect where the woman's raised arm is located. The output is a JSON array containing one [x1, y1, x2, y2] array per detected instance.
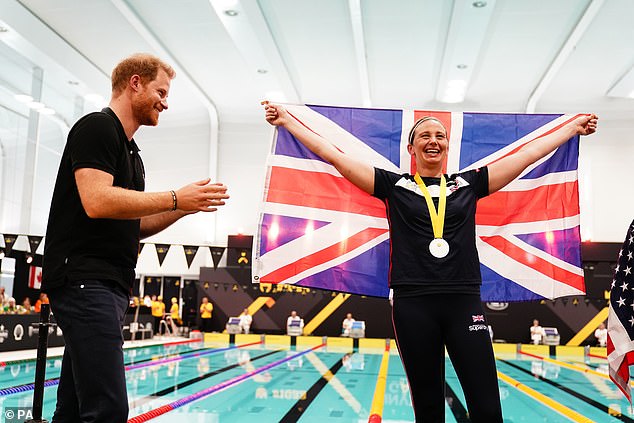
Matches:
[[264, 102, 375, 194], [487, 114, 597, 194]]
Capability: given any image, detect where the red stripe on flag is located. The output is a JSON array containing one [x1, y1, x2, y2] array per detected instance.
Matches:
[[267, 167, 386, 218], [260, 227, 389, 283], [476, 182, 579, 226], [480, 235, 584, 291], [608, 335, 634, 403], [610, 356, 632, 402]]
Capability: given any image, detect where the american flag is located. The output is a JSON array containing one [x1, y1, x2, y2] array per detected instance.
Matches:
[[253, 104, 586, 301], [608, 219, 634, 402]]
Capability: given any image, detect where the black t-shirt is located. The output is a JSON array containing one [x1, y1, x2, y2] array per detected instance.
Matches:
[[42, 108, 145, 292], [372, 167, 489, 295]]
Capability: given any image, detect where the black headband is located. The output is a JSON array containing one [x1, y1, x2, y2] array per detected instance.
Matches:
[[407, 117, 445, 145]]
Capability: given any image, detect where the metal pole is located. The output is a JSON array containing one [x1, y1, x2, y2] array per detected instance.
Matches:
[[26, 303, 54, 423]]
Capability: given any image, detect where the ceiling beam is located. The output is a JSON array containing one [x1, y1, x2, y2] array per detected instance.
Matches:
[[109, 0, 219, 118], [0, 0, 109, 97], [348, 0, 371, 107], [607, 65, 634, 99], [525, 0, 604, 113], [110, 0, 221, 242]]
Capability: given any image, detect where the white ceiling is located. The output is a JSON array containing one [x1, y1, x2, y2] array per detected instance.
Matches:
[[2, 0, 634, 245], [4, 0, 634, 125]]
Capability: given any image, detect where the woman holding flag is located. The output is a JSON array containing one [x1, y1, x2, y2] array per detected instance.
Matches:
[[264, 102, 596, 422]]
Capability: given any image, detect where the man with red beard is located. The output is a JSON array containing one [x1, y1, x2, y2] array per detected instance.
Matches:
[[42, 53, 229, 422]]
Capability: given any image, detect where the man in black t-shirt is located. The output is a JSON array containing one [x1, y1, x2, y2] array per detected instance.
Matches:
[[42, 53, 229, 423]]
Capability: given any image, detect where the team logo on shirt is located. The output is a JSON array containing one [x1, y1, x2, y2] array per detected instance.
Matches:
[[472, 315, 485, 322], [396, 176, 469, 197]]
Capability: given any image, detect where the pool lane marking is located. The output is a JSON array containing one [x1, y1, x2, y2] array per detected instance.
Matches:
[[498, 359, 630, 422], [128, 349, 282, 409], [0, 341, 261, 397], [303, 351, 363, 413], [496, 369, 597, 423], [127, 343, 327, 423], [278, 354, 347, 422], [443, 379, 469, 422]]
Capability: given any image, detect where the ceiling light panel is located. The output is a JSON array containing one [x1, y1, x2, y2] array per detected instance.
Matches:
[[362, 1, 449, 109], [209, 0, 298, 103]]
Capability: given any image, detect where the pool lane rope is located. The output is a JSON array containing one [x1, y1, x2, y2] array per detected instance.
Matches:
[[518, 349, 614, 380], [496, 370, 596, 423], [0, 341, 261, 397], [0, 337, 200, 368], [127, 343, 327, 423], [368, 343, 391, 423]]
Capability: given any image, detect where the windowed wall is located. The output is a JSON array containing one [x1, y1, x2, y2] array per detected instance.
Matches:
[[0, 36, 100, 297]]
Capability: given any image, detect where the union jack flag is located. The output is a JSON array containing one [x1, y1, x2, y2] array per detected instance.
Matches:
[[253, 104, 586, 301]]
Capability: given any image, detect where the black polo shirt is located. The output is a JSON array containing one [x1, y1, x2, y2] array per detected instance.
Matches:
[[372, 167, 489, 295], [42, 107, 145, 292]]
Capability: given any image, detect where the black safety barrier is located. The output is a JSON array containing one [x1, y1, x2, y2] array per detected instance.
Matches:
[[26, 303, 54, 423]]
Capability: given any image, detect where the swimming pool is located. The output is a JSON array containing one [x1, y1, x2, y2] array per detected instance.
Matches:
[[0, 337, 629, 422]]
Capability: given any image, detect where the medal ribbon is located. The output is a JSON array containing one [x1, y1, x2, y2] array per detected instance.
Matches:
[[413, 173, 447, 240]]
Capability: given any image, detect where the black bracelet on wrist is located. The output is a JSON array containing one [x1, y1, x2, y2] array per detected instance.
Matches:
[[170, 190, 177, 211]]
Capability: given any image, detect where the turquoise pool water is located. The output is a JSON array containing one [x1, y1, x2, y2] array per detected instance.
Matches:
[[0, 341, 631, 422]]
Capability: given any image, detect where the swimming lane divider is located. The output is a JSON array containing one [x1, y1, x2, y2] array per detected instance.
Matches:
[[0, 349, 214, 398], [518, 350, 612, 380], [496, 368, 597, 423], [128, 349, 282, 410], [0, 337, 202, 368], [122, 346, 210, 368], [0, 341, 261, 397], [498, 359, 632, 422], [125, 341, 262, 371], [127, 343, 327, 423], [368, 344, 391, 423]]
